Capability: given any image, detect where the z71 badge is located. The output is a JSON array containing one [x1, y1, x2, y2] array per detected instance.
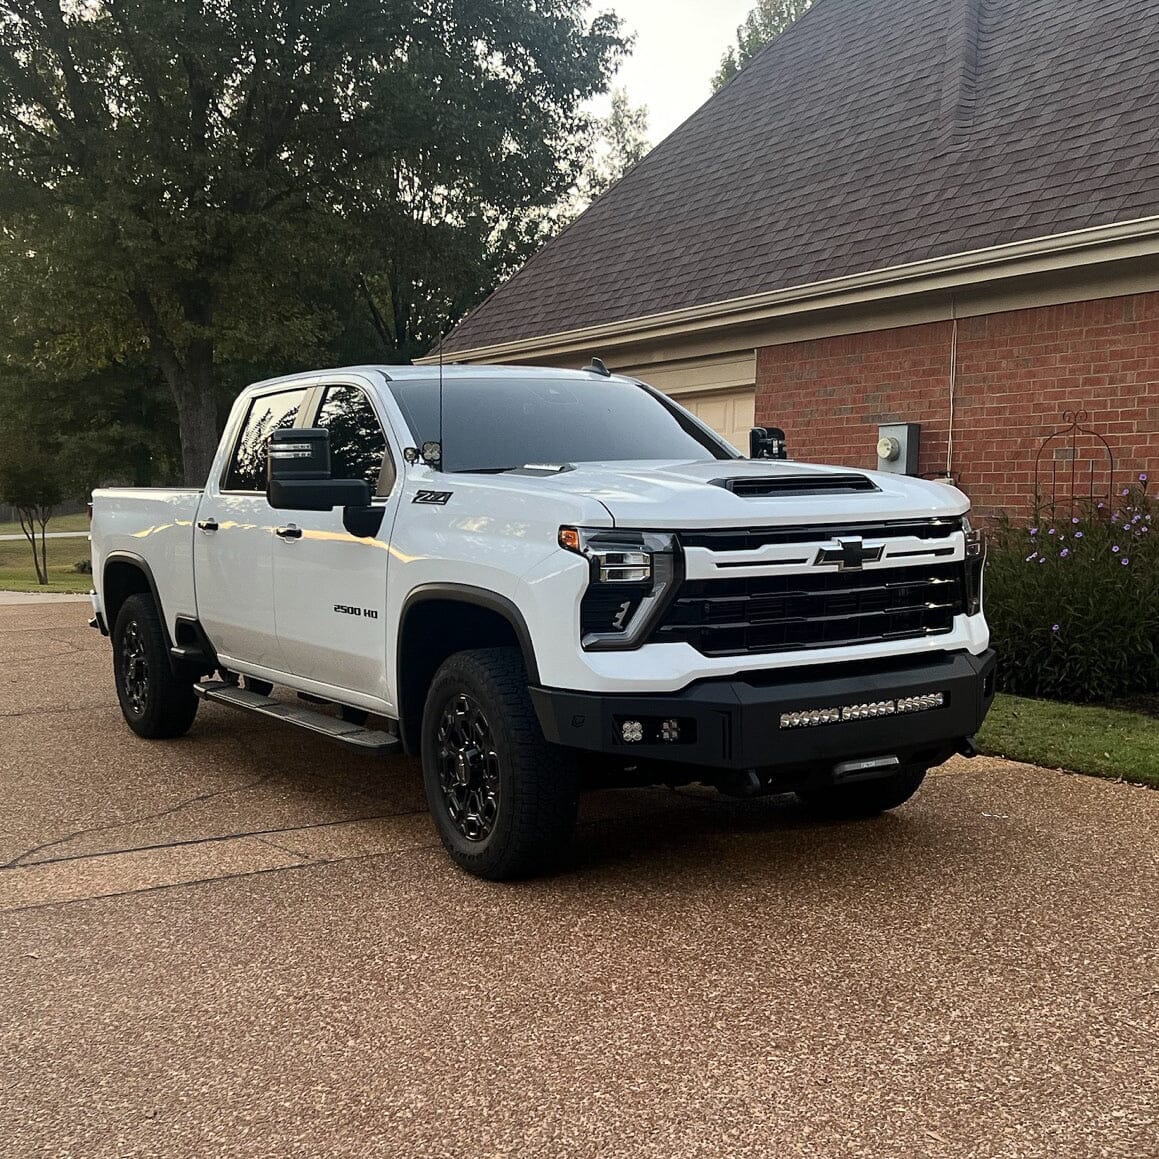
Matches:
[[413, 490, 453, 505]]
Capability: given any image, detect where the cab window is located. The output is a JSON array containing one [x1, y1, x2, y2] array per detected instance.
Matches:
[[316, 385, 393, 495], [223, 388, 308, 492]]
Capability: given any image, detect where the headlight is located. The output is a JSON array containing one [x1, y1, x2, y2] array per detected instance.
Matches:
[[962, 515, 986, 615], [559, 527, 682, 650]]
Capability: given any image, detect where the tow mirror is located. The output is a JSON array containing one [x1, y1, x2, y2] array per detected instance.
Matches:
[[749, 426, 788, 460], [267, 428, 371, 511]]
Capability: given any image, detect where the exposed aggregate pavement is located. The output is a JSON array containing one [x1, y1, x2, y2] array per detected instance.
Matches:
[[1, 602, 1156, 1158]]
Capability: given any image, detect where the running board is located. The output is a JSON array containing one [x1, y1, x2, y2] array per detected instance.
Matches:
[[194, 681, 400, 754]]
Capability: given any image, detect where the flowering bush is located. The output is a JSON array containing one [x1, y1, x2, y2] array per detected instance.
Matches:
[[985, 476, 1159, 702]]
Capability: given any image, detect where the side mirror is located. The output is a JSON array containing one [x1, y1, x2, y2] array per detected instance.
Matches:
[[267, 428, 371, 510], [749, 426, 788, 460]]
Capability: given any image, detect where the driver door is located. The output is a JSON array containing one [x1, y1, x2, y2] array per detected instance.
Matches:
[[271, 382, 401, 710]]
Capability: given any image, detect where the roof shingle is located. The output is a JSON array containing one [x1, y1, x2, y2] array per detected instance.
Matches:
[[443, 0, 1159, 354]]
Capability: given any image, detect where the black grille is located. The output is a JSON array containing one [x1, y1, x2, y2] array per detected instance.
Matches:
[[651, 562, 966, 656], [711, 473, 879, 497], [679, 518, 963, 554]]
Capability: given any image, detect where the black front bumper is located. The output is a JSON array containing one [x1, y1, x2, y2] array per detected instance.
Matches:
[[531, 649, 996, 775]]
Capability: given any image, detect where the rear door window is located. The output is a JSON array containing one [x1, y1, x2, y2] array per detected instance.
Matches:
[[223, 388, 308, 492]]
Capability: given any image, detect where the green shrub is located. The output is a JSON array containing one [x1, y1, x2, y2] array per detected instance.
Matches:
[[985, 476, 1159, 702]]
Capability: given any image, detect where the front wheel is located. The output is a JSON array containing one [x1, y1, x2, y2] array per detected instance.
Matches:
[[421, 647, 578, 880], [112, 593, 199, 739], [796, 766, 926, 819]]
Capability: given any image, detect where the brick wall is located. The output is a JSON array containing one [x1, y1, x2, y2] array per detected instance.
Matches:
[[755, 291, 1159, 516]]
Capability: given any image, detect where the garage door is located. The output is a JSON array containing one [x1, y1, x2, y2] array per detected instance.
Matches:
[[676, 388, 755, 456]]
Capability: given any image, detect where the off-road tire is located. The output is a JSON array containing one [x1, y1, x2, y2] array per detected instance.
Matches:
[[112, 593, 199, 739], [796, 766, 927, 819], [421, 647, 578, 881]]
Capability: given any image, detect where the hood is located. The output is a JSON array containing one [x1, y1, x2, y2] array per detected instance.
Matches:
[[506, 459, 969, 528]]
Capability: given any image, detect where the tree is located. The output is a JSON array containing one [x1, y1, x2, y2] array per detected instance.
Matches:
[[582, 87, 650, 201], [712, 0, 813, 91], [0, 1, 628, 484], [0, 446, 62, 585]]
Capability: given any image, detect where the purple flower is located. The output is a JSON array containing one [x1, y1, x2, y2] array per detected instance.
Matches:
[[1039, 557, 1046, 564], [1029, 527, 1038, 537], [1047, 528, 1056, 536], [1097, 502, 1106, 510], [1074, 531, 1084, 539], [1122, 557, 1130, 566], [1122, 487, 1130, 496], [1071, 517, 1080, 524], [1051, 624, 1060, 632], [1112, 544, 1121, 553], [1059, 548, 1069, 558], [1025, 552, 1038, 562], [1140, 473, 1148, 483]]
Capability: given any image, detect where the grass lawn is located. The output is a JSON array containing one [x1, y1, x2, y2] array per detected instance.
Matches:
[[0, 511, 89, 537], [978, 693, 1159, 788], [0, 533, 91, 593]]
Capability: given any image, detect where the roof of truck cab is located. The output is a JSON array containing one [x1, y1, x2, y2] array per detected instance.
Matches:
[[245, 364, 636, 390]]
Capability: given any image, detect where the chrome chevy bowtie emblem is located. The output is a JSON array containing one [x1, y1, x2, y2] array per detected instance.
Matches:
[[814, 537, 885, 571]]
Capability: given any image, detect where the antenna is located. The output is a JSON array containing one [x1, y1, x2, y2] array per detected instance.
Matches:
[[437, 326, 444, 470], [583, 356, 611, 377]]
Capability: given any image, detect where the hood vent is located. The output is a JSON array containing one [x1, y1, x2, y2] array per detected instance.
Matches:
[[712, 473, 880, 498]]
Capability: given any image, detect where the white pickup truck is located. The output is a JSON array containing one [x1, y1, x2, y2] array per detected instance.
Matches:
[[90, 363, 994, 879]]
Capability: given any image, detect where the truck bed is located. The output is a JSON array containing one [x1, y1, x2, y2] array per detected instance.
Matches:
[[90, 488, 203, 637]]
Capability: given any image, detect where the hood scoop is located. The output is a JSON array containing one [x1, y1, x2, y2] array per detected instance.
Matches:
[[711, 473, 881, 498]]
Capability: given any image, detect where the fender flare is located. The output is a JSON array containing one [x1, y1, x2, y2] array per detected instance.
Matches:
[[101, 551, 172, 647], [396, 583, 541, 753]]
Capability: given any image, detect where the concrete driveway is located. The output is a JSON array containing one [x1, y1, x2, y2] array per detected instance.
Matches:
[[2, 602, 1156, 1158]]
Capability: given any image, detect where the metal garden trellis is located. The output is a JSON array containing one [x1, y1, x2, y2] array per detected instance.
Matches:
[[1033, 409, 1115, 521]]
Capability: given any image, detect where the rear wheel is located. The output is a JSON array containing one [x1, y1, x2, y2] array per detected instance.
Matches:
[[112, 593, 198, 739], [421, 647, 578, 880], [796, 766, 926, 818]]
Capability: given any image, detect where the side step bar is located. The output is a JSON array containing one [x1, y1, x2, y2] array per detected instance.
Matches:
[[194, 681, 401, 755]]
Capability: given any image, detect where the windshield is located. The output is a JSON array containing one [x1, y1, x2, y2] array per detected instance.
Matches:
[[388, 376, 737, 472]]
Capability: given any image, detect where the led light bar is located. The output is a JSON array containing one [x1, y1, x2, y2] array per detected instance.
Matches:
[[780, 692, 945, 729]]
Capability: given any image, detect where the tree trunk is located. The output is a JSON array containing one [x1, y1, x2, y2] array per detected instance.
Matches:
[[38, 514, 48, 584], [128, 287, 220, 487], [18, 510, 46, 584], [172, 372, 219, 487]]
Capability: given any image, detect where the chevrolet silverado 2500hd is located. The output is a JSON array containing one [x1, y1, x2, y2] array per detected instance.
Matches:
[[90, 363, 994, 879]]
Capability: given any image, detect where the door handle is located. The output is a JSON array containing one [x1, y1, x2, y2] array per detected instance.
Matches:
[[197, 518, 219, 532], [275, 525, 302, 540]]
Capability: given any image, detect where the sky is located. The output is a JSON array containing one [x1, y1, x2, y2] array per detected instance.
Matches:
[[591, 0, 761, 144]]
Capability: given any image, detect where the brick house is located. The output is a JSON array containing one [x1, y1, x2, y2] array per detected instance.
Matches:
[[426, 0, 1159, 515]]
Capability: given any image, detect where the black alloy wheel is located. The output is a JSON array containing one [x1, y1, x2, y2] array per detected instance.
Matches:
[[119, 618, 150, 717], [435, 692, 501, 842]]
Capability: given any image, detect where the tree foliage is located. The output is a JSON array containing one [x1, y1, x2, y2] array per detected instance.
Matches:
[[0, 0, 628, 483], [580, 87, 649, 202], [712, 0, 812, 91]]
